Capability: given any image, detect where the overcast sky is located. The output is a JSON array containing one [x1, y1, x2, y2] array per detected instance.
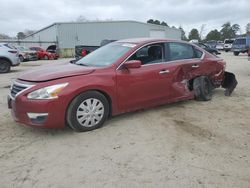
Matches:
[[0, 0, 249, 37]]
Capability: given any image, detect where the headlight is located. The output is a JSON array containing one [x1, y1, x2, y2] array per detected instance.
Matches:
[[27, 83, 68, 99]]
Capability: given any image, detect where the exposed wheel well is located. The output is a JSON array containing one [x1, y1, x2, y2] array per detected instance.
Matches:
[[188, 76, 214, 91]]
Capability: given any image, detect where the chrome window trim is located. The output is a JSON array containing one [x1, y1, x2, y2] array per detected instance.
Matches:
[[10, 80, 35, 100], [116, 41, 205, 70]]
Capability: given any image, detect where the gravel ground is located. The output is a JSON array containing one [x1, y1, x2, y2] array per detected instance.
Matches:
[[0, 53, 250, 188]]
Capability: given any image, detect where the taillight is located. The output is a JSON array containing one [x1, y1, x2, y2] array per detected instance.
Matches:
[[8, 50, 17, 54]]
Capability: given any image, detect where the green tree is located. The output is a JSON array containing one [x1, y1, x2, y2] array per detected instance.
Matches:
[[0, 33, 11, 39], [161, 21, 168, 26], [147, 19, 155, 24], [206, 29, 221, 41], [179, 26, 187, 41], [246, 23, 250, 36], [153, 20, 161, 25], [17, 32, 26, 39], [188, 28, 200, 41], [220, 22, 240, 40]]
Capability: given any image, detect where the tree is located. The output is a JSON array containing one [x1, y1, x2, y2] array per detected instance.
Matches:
[[161, 21, 168, 27], [179, 26, 187, 41], [17, 32, 26, 39], [147, 19, 154, 24], [206, 29, 221, 41], [0, 33, 11, 39], [246, 23, 250, 36], [188, 28, 200, 41], [220, 22, 240, 40], [153, 20, 161, 25]]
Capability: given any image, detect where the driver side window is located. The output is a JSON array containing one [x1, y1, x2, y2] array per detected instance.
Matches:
[[128, 44, 164, 65]]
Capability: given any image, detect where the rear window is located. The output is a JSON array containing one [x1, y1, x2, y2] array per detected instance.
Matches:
[[234, 39, 246, 45], [169, 42, 195, 61], [224, 40, 234, 44]]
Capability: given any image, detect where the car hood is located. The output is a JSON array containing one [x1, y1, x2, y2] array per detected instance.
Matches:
[[19, 62, 95, 82]]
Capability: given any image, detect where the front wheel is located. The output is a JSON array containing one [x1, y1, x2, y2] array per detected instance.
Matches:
[[0, 59, 11, 73], [19, 55, 24, 62], [193, 76, 213, 101], [66, 91, 109, 132]]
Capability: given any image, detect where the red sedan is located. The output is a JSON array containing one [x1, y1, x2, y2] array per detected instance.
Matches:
[[8, 38, 237, 131], [29, 47, 55, 60]]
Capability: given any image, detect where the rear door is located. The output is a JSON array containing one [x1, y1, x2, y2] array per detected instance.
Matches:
[[165, 42, 204, 99]]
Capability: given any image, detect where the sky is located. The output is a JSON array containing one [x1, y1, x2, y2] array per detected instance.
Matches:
[[0, 0, 249, 38]]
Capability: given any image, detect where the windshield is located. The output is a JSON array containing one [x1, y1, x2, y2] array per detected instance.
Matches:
[[76, 42, 135, 67], [16, 46, 28, 51], [234, 39, 246, 45]]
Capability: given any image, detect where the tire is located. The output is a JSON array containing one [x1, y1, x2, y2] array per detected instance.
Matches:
[[234, 52, 239, 56], [44, 55, 49, 60], [193, 76, 213, 101], [66, 91, 109, 132], [0, 59, 11, 73], [19, 55, 24, 62]]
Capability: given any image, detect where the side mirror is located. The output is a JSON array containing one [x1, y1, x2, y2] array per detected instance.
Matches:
[[123, 60, 141, 69]]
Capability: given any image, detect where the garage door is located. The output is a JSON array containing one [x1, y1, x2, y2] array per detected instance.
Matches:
[[150, 30, 166, 38]]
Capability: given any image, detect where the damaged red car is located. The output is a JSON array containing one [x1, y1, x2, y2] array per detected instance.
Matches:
[[8, 38, 237, 131]]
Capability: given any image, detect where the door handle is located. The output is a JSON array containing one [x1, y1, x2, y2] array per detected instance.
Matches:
[[159, 70, 170, 74], [192, 64, 199, 68]]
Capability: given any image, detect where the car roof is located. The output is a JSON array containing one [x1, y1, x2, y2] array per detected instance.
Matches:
[[116, 38, 180, 45]]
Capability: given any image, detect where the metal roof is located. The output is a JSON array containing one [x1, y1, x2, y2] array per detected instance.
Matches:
[[24, 20, 180, 38]]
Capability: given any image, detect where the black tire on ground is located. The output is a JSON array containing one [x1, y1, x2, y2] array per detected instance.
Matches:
[[0, 59, 11, 73], [193, 76, 213, 101], [225, 50, 229, 52], [44, 55, 49, 60], [234, 52, 239, 56], [19, 55, 24, 62], [66, 91, 110, 132]]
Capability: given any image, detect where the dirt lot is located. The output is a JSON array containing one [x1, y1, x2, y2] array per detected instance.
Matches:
[[0, 53, 250, 188]]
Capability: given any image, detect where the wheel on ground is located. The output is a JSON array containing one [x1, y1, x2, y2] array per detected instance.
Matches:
[[19, 55, 24, 62], [0, 59, 11, 73], [193, 76, 213, 101], [44, 55, 49, 60], [66, 91, 109, 132], [234, 52, 239, 56]]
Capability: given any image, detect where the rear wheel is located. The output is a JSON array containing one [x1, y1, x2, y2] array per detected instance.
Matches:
[[66, 91, 109, 132], [234, 52, 239, 56], [193, 76, 213, 101], [44, 55, 49, 60], [0, 59, 11, 73]]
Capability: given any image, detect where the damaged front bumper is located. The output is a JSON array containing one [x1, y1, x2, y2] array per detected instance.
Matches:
[[222, 71, 238, 96]]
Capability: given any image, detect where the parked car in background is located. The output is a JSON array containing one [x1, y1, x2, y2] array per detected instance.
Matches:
[[75, 45, 99, 60], [8, 38, 237, 131], [75, 39, 116, 60], [0, 43, 20, 73], [231, 37, 250, 56], [14, 46, 38, 62], [192, 42, 221, 55], [46, 45, 59, 59], [248, 45, 250, 61], [29, 47, 55, 60], [206, 40, 217, 48], [215, 41, 224, 50], [224, 39, 235, 52]]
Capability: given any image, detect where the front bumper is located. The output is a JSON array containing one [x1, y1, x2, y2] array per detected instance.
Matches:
[[8, 95, 66, 128]]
